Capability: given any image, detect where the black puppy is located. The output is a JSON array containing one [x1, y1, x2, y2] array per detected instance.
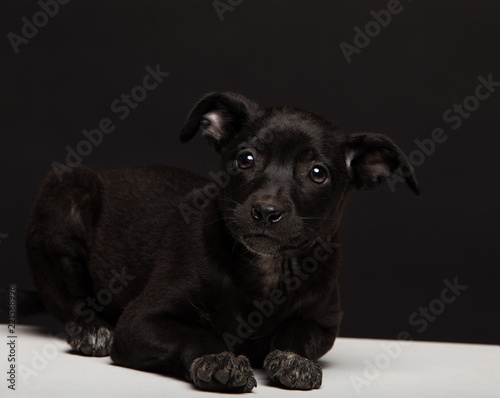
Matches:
[[25, 92, 419, 392]]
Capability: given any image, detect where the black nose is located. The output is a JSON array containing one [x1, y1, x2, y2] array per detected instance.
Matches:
[[251, 202, 284, 224]]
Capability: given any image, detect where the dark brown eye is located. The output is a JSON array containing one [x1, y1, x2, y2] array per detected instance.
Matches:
[[309, 166, 328, 184], [237, 152, 255, 169]]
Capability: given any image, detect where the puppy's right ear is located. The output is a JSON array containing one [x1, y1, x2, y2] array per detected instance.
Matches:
[[345, 132, 421, 196], [180, 92, 261, 152]]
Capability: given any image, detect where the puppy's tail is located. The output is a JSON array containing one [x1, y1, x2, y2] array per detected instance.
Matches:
[[0, 287, 47, 318]]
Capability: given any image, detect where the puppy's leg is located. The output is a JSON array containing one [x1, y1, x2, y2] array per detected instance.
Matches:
[[111, 297, 256, 393], [26, 166, 113, 356], [264, 316, 341, 390]]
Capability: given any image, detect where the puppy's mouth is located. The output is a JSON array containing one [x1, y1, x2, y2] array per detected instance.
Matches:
[[239, 233, 307, 257]]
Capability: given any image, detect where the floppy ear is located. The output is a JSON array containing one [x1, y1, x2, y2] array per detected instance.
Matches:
[[345, 132, 420, 196], [180, 92, 261, 152]]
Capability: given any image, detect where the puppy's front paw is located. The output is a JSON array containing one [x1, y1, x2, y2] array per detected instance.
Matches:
[[190, 352, 256, 393], [264, 350, 322, 390], [68, 325, 113, 357]]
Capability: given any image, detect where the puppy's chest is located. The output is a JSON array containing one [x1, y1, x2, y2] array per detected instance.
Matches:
[[254, 257, 286, 293], [209, 258, 309, 330], [254, 256, 309, 296]]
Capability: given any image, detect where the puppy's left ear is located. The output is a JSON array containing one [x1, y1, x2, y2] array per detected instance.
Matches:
[[345, 132, 420, 196], [180, 92, 261, 152]]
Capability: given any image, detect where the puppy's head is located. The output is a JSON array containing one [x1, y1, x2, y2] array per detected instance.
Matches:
[[181, 92, 419, 257]]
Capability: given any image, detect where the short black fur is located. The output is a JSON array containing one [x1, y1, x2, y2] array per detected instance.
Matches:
[[25, 92, 419, 392]]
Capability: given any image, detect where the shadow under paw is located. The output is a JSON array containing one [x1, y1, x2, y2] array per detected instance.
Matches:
[[264, 350, 322, 390]]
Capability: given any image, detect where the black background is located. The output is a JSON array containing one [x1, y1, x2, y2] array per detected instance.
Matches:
[[1, 1, 499, 344]]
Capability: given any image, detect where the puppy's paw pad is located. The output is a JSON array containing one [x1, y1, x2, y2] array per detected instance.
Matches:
[[264, 350, 322, 390], [190, 352, 256, 392], [68, 326, 113, 357]]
